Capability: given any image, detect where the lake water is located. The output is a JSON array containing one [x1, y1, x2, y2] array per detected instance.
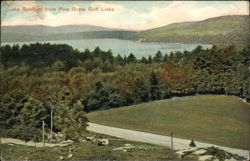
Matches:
[[1, 39, 212, 58]]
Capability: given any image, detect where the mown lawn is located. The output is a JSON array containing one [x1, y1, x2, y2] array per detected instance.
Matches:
[[0, 132, 191, 160], [88, 95, 250, 150]]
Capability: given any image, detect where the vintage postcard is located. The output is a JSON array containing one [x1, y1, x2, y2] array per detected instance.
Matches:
[[0, 1, 249, 160]]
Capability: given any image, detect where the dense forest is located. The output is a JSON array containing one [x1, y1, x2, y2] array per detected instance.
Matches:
[[0, 43, 249, 141]]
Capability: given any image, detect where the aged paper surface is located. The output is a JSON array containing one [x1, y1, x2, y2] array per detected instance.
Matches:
[[1, 1, 249, 160]]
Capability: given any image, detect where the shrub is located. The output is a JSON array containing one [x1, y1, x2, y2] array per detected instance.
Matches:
[[189, 139, 196, 147]]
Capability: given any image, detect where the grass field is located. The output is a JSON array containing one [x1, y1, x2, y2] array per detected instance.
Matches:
[[88, 95, 250, 150], [0, 132, 190, 160]]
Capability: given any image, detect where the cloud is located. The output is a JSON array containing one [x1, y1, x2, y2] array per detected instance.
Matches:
[[17, 0, 47, 20], [2, 1, 249, 30], [140, 1, 249, 29], [1, 1, 15, 23]]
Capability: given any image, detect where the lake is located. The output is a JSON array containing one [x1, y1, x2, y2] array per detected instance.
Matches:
[[1, 39, 212, 58]]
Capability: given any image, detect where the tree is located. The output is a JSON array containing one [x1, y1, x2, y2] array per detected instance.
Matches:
[[149, 72, 161, 101], [104, 49, 114, 63], [93, 46, 102, 57], [189, 139, 196, 147], [133, 78, 149, 103], [20, 97, 49, 128], [127, 53, 137, 63], [115, 54, 124, 65], [51, 60, 65, 71], [169, 52, 174, 62], [86, 81, 126, 111], [153, 51, 163, 63], [82, 48, 92, 59], [141, 57, 148, 64], [7, 125, 41, 145], [173, 51, 183, 63], [148, 55, 153, 64], [192, 45, 203, 55], [108, 92, 126, 107], [163, 54, 169, 62], [69, 100, 89, 140], [54, 100, 88, 142]]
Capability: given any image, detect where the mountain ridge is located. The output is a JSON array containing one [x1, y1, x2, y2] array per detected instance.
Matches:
[[138, 15, 249, 46], [1, 15, 249, 46]]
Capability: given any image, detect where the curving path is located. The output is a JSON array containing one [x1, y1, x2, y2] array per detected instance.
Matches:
[[87, 122, 250, 158], [0, 138, 69, 147]]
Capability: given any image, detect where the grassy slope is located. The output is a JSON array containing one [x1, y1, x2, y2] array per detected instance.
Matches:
[[88, 95, 250, 150], [138, 15, 250, 46]]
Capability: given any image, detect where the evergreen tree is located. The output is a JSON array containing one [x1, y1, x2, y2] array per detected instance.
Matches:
[[54, 100, 88, 142], [93, 46, 101, 57], [153, 50, 163, 63], [141, 56, 148, 64], [127, 53, 137, 63], [149, 72, 161, 101], [163, 54, 169, 62], [148, 55, 153, 64], [115, 54, 124, 65], [133, 78, 149, 103], [20, 97, 49, 128]]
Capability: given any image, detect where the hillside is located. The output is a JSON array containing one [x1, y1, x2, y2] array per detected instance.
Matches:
[[1, 24, 113, 36], [138, 15, 250, 46], [1, 30, 138, 42], [1, 25, 137, 42], [88, 95, 250, 150], [1, 15, 249, 46]]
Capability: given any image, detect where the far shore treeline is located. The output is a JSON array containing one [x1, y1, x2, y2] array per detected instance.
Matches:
[[0, 42, 249, 141]]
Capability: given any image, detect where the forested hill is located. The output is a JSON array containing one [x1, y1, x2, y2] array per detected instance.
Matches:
[[1, 24, 116, 35], [1, 15, 249, 46], [138, 15, 250, 46], [1, 24, 137, 42]]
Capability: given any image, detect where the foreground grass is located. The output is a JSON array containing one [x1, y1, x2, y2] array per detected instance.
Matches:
[[88, 95, 250, 150], [0, 133, 194, 160]]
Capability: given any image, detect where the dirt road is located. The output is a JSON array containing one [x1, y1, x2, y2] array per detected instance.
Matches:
[[87, 122, 250, 158]]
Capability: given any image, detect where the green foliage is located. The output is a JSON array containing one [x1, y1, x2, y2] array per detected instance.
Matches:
[[1, 43, 249, 109], [0, 42, 249, 143], [133, 78, 150, 103], [85, 81, 126, 111], [153, 51, 163, 63], [1, 125, 41, 143], [149, 72, 161, 101], [189, 140, 196, 147], [0, 135, 180, 160], [52, 60, 65, 71], [54, 100, 88, 142], [20, 97, 49, 128], [115, 54, 124, 65], [204, 146, 245, 161], [126, 53, 137, 64]]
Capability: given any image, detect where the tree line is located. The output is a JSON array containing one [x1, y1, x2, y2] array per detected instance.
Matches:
[[0, 43, 249, 142]]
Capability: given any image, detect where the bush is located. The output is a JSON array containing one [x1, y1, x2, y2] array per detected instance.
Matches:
[[189, 139, 196, 147], [0, 125, 41, 143], [204, 146, 245, 161]]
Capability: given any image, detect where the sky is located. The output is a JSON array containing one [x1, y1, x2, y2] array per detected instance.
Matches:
[[1, 1, 249, 30]]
